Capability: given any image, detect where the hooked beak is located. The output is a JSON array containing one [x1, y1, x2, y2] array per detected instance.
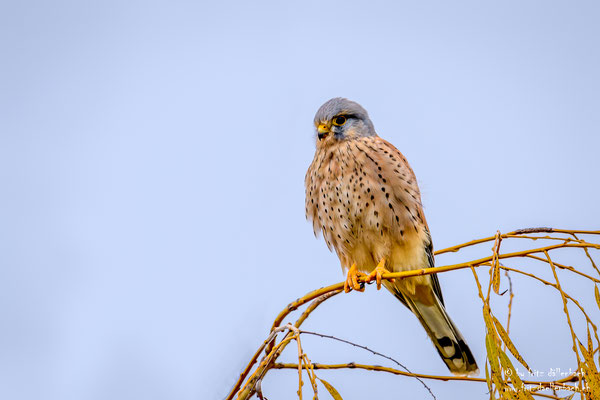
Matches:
[[317, 123, 330, 140]]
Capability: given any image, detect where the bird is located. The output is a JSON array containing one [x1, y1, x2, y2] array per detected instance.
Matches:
[[304, 97, 478, 375]]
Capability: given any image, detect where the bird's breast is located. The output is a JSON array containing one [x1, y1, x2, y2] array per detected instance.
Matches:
[[305, 138, 430, 273]]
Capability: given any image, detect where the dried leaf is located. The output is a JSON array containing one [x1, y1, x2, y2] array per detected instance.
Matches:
[[492, 260, 501, 295], [579, 340, 593, 365], [595, 285, 600, 312], [578, 341, 600, 399], [491, 232, 502, 295], [486, 333, 500, 376], [483, 305, 497, 336], [485, 361, 493, 396], [498, 387, 513, 400], [579, 342, 600, 390], [318, 378, 343, 400], [486, 332, 512, 399], [497, 350, 533, 400], [588, 324, 593, 355], [492, 314, 532, 373]]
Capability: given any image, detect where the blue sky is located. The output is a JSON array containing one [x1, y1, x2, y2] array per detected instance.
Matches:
[[1, 1, 599, 399]]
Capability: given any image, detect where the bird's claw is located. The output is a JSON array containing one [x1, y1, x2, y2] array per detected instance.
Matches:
[[365, 258, 395, 290], [344, 263, 366, 293]]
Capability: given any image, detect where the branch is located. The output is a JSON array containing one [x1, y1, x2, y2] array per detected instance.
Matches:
[[299, 329, 435, 398], [226, 227, 599, 400], [227, 291, 341, 400], [272, 363, 580, 391]]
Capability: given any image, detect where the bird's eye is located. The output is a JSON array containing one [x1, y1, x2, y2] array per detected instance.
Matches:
[[332, 116, 347, 126]]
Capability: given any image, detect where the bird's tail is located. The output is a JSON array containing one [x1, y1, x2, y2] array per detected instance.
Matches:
[[394, 289, 479, 376]]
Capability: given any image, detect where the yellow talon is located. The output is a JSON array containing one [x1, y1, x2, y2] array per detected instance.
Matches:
[[366, 258, 395, 290], [344, 263, 366, 293]]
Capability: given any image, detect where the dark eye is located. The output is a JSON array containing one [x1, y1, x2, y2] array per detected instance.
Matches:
[[332, 116, 347, 126]]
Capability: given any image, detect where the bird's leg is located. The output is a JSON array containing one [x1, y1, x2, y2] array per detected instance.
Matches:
[[366, 258, 395, 290], [344, 263, 367, 293]]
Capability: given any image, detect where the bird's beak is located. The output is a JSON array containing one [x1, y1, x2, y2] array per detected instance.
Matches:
[[317, 123, 330, 140]]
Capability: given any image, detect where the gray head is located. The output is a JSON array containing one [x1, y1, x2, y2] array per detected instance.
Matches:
[[313, 98, 376, 144]]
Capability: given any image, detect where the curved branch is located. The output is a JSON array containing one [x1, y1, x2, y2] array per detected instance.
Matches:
[[272, 363, 581, 391], [226, 228, 599, 399], [226, 291, 341, 400]]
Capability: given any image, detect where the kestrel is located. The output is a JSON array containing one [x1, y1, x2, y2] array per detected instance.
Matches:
[[305, 98, 478, 375]]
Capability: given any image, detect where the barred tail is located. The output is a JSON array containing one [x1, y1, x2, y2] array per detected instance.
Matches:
[[395, 290, 479, 376]]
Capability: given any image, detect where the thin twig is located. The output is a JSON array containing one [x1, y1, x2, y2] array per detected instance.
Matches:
[[524, 254, 600, 283], [299, 330, 436, 399], [544, 250, 583, 394], [571, 232, 600, 277]]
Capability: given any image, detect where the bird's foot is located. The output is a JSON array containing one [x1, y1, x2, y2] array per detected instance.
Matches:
[[344, 263, 367, 293], [366, 258, 395, 290]]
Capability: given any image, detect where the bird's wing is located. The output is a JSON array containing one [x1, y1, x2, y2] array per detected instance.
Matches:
[[350, 136, 427, 238], [356, 136, 445, 302], [427, 238, 445, 306]]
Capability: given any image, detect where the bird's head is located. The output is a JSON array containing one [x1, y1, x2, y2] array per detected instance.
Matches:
[[313, 98, 376, 145]]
